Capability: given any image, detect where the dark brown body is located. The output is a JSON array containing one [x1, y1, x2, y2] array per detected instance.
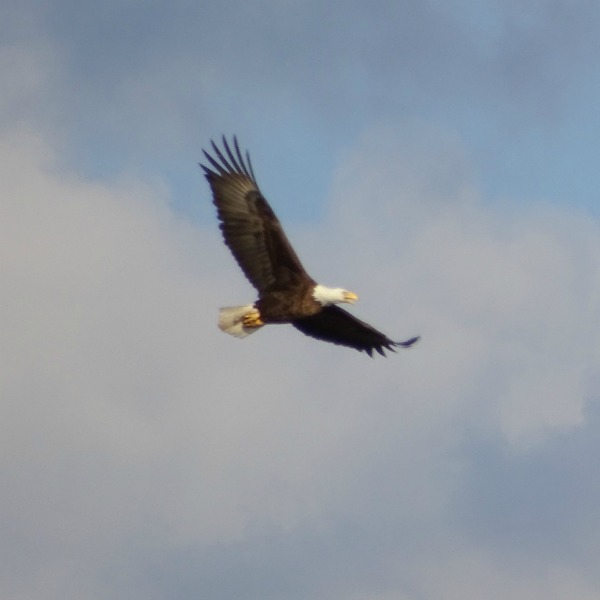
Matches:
[[256, 279, 320, 323]]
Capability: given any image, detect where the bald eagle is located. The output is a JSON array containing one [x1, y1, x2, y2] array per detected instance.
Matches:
[[201, 136, 419, 357]]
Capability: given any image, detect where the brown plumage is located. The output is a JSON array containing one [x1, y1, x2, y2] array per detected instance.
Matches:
[[201, 136, 419, 357]]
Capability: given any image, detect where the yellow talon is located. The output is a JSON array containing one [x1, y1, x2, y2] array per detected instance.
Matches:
[[242, 311, 264, 327]]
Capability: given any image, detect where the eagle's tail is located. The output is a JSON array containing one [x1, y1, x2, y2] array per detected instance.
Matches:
[[218, 305, 263, 338]]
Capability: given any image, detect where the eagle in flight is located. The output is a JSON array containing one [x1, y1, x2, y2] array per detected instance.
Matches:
[[201, 136, 419, 357]]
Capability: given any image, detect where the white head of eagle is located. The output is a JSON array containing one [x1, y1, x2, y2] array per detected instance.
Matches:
[[202, 136, 420, 357], [312, 285, 358, 306]]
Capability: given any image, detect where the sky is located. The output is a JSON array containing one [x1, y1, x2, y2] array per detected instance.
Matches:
[[2, 1, 600, 599]]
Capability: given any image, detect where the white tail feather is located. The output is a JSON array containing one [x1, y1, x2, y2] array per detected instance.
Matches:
[[218, 305, 261, 338]]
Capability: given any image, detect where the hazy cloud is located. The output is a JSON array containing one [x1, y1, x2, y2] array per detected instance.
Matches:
[[3, 116, 600, 598], [3, 0, 600, 208]]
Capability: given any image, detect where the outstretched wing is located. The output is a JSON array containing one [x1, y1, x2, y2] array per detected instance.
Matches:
[[201, 136, 309, 293], [292, 306, 420, 357]]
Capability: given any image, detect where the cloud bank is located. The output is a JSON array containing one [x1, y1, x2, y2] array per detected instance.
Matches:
[[3, 117, 600, 599]]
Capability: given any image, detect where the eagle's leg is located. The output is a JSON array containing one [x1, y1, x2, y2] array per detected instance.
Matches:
[[242, 309, 264, 328]]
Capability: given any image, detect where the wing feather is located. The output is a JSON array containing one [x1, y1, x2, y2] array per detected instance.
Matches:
[[293, 306, 420, 357], [201, 136, 309, 293]]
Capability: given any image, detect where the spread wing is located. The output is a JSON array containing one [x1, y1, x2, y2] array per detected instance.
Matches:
[[201, 136, 310, 293], [292, 306, 420, 357]]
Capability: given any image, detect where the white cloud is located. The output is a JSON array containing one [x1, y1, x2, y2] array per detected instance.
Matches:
[[3, 116, 600, 599], [324, 122, 600, 447]]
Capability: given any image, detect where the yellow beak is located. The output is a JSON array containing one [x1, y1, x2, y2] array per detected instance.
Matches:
[[343, 291, 358, 304]]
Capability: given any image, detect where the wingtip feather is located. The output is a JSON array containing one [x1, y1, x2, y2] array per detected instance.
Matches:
[[396, 336, 420, 348]]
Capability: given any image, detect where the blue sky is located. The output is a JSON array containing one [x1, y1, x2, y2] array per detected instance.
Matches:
[[4, 0, 600, 217], [3, 1, 600, 599]]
